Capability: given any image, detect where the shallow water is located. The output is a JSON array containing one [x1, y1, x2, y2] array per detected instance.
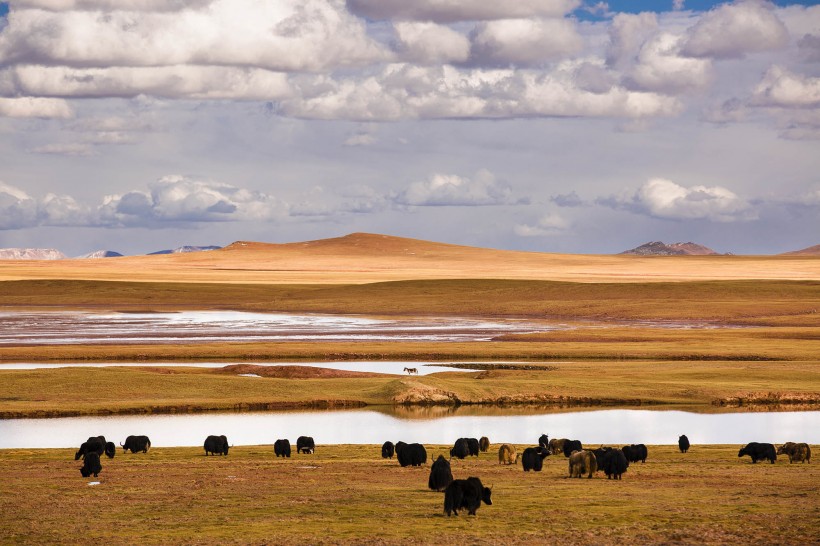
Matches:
[[1, 408, 817, 449], [0, 310, 562, 344]]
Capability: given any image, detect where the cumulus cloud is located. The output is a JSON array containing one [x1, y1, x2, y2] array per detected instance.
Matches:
[[0, 97, 73, 118], [514, 213, 569, 236], [0, 182, 39, 229], [598, 178, 755, 222], [798, 34, 820, 62], [13, 0, 213, 10], [393, 22, 470, 64], [0, 181, 92, 229], [551, 191, 585, 207], [469, 18, 583, 67], [345, 0, 581, 23], [606, 12, 659, 68], [393, 169, 520, 206], [625, 32, 713, 94], [750, 66, 820, 108], [681, 0, 789, 59]]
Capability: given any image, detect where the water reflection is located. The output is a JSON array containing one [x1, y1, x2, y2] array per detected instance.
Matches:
[[1, 408, 817, 449]]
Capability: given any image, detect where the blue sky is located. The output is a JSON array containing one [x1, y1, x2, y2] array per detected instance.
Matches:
[[0, 1, 818, 256]]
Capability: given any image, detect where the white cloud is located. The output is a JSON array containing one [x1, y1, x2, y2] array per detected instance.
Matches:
[[514, 213, 569, 236], [673, 0, 685, 11], [606, 12, 659, 68], [30, 143, 97, 156], [0, 181, 92, 229], [12, 0, 213, 10], [469, 18, 583, 67], [682, 0, 789, 59], [393, 22, 470, 64], [750, 66, 820, 108], [0, 182, 39, 230], [343, 132, 376, 147], [626, 32, 713, 94], [345, 0, 581, 23], [599, 178, 756, 222], [0, 97, 73, 118], [393, 169, 518, 206]]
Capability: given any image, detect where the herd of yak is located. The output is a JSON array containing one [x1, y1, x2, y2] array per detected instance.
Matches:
[[74, 432, 812, 516]]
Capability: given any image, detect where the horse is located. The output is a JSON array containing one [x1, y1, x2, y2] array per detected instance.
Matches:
[[403, 367, 418, 375]]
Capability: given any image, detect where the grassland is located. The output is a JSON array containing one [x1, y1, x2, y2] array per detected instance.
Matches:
[[1, 444, 816, 545]]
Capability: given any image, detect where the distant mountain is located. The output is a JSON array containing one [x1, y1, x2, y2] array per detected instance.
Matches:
[[780, 244, 820, 256], [0, 248, 67, 260], [77, 250, 124, 259], [148, 245, 221, 255], [620, 241, 721, 256]]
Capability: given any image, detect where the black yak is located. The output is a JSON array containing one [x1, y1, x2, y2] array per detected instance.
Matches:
[[396, 442, 427, 467], [622, 444, 647, 464], [382, 441, 395, 459], [777, 442, 811, 464], [204, 435, 229, 456], [538, 434, 549, 449], [738, 442, 777, 464], [443, 477, 492, 516], [296, 436, 315, 454], [521, 446, 549, 472], [75, 436, 105, 461], [274, 439, 291, 458], [466, 438, 480, 457], [678, 435, 690, 453], [479, 437, 490, 452], [121, 435, 151, 454], [568, 450, 598, 479], [428, 455, 453, 492], [80, 452, 102, 478], [104, 442, 116, 459], [600, 448, 629, 480], [563, 440, 583, 458], [450, 438, 469, 460]]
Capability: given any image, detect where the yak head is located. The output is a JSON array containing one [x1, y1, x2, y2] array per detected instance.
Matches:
[[482, 485, 493, 506], [80, 467, 90, 477], [737, 447, 748, 458]]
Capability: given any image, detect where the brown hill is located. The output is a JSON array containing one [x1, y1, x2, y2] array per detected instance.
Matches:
[[0, 232, 817, 284], [781, 244, 820, 256]]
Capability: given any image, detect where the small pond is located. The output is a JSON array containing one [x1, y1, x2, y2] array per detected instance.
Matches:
[[1, 408, 817, 449]]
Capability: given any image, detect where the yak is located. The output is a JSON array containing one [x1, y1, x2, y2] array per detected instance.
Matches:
[[104, 442, 116, 459], [479, 437, 490, 452], [121, 435, 151, 454], [569, 450, 597, 479], [776, 442, 811, 464], [450, 438, 469, 460], [274, 439, 291, 458], [678, 435, 690, 453], [428, 455, 454, 492], [443, 477, 492, 516], [296, 436, 315, 454], [591, 446, 612, 469], [738, 442, 777, 464], [382, 441, 395, 459], [600, 448, 629, 480], [204, 435, 229, 456], [498, 444, 518, 465], [466, 438, 480, 457], [396, 442, 427, 467], [563, 440, 583, 458], [521, 446, 549, 472], [538, 434, 549, 449], [622, 444, 647, 464], [75, 436, 106, 461], [549, 438, 567, 456], [80, 452, 102, 478]]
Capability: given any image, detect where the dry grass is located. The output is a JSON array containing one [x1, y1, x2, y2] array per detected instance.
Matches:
[[1, 444, 817, 545]]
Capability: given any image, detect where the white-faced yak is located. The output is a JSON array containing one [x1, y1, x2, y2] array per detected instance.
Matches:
[[428, 455, 454, 492], [296, 436, 315, 454], [738, 442, 777, 464], [443, 477, 492, 516], [538, 434, 549, 449]]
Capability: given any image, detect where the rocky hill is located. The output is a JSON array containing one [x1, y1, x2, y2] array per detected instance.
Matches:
[[77, 250, 124, 259], [0, 248, 66, 260], [780, 244, 820, 256], [148, 245, 221, 255], [620, 241, 720, 256]]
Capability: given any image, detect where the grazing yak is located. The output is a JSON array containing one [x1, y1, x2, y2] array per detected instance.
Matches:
[[428, 455, 454, 492], [738, 442, 777, 464], [121, 435, 151, 454], [538, 434, 549, 449], [600, 448, 629, 480], [104, 442, 116, 459], [75, 436, 106, 460], [568, 450, 597, 478], [296, 436, 315, 454], [498, 444, 518, 465], [479, 437, 490, 452], [521, 447, 549, 472], [443, 477, 492, 516], [204, 435, 229, 456], [80, 452, 102, 478], [678, 435, 690, 453], [548, 438, 566, 456], [776, 442, 811, 464], [563, 440, 583, 458], [466, 438, 480, 457], [622, 444, 647, 464], [396, 442, 427, 467], [450, 438, 469, 460], [382, 441, 395, 459], [274, 439, 291, 458]]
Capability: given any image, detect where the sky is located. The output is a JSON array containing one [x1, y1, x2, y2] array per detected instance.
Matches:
[[0, 1, 818, 256]]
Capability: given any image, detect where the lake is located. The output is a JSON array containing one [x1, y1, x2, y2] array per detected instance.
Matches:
[[1, 408, 817, 449]]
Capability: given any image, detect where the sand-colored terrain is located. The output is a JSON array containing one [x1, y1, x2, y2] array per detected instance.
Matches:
[[1, 233, 818, 284]]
